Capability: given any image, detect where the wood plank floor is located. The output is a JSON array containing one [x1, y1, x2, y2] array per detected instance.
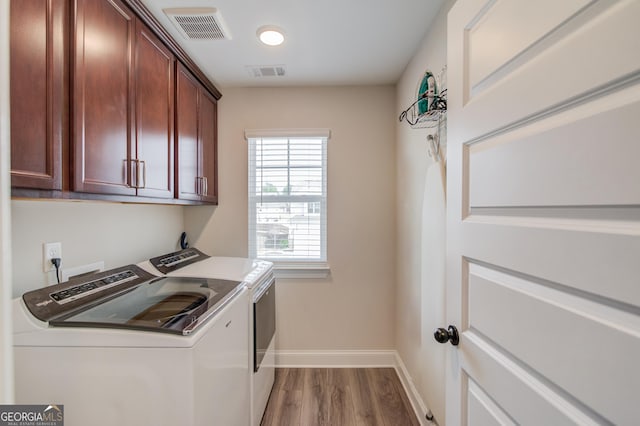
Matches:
[[260, 368, 420, 426]]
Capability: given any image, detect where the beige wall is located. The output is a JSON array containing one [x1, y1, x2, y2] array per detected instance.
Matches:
[[395, 1, 452, 423], [11, 200, 184, 297], [9, 85, 398, 353], [185, 86, 397, 350]]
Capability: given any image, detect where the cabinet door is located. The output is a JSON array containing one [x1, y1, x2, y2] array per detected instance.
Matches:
[[175, 64, 200, 201], [10, 0, 66, 190], [199, 90, 218, 204], [73, 0, 135, 195], [134, 19, 174, 199]]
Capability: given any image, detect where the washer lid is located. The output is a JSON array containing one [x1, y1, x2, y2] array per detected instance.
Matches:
[[50, 276, 242, 335]]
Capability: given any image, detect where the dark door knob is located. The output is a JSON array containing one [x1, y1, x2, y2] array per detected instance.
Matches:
[[434, 325, 459, 346]]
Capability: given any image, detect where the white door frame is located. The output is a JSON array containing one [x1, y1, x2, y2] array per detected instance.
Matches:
[[0, 0, 15, 403]]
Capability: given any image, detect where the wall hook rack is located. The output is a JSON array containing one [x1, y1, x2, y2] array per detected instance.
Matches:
[[398, 66, 447, 129]]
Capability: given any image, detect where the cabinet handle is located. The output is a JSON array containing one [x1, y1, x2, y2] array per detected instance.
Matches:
[[195, 176, 207, 196], [138, 160, 146, 189], [125, 159, 136, 188], [127, 159, 146, 189]]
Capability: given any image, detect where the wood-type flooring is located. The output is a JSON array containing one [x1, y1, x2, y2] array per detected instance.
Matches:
[[260, 368, 420, 426]]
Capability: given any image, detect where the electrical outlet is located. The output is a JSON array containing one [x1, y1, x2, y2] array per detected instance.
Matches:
[[43, 242, 62, 272]]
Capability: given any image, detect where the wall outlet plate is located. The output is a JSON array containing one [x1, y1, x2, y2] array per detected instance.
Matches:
[[43, 242, 62, 272]]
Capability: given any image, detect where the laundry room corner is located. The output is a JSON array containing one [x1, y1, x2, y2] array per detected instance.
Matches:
[[395, 0, 453, 422], [190, 85, 399, 355]]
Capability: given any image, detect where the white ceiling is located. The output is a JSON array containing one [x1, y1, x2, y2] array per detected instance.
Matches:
[[139, 0, 445, 89]]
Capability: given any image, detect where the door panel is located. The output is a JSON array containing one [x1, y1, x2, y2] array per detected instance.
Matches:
[[462, 333, 604, 425], [467, 379, 516, 426], [199, 90, 217, 204], [455, 0, 640, 140], [10, 0, 65, 190], [447, 1, 640, 425], [469, 87, 640, 207], [134, 20, 174, 199], [73, 0, 135, 195], [175, 64, 200, 201], [468, 263, 640, 423], [462, 221, 640, 307], [467, 0, 590, 92]]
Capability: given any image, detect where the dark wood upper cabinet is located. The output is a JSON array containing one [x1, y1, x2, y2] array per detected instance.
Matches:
[[10, 0, 218, 204], [199, 90, 218, 204], [10, 0, 67, 190], [175, 64, 218, 204], [72, 0, 136, 196], [134, 19, 175, 199], [73, 0, 176, 198], [175, 64, 200, 202]]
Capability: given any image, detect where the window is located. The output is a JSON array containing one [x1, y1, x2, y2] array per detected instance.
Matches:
[[246, 129, 329, 275]]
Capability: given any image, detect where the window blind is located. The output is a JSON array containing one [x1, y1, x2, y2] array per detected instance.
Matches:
[[247, 131, 328, 262]]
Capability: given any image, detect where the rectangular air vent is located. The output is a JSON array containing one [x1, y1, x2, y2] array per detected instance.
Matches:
[[246, 65, 287, 78], [163, 8, 231, 40]]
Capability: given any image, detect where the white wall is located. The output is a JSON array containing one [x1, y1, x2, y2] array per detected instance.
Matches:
[[395, 1, 453, 423], [185, 86, 397, 351], [0, 0, 14, 403], [11, 200, 184, 297]]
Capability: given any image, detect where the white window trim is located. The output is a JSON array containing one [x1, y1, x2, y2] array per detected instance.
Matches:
[[244, 128, 331, 140], [273, 261, 331, 279], [246, 129, 331, 279]]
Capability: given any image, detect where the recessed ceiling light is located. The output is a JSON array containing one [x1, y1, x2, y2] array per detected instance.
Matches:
[[257, 26, 285, 46]]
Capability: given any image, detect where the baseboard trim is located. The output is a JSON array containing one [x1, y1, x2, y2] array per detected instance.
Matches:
[[275, 349, 397, 367], [274, 349, 433, 425], [394, 352, 434, 426]]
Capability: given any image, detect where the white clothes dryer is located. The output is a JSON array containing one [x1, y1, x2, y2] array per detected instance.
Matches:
[[138, 248, 276, 426]]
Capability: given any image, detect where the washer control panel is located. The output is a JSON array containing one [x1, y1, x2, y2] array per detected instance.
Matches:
[[50, 270, 139, 305], [158, 251, 199, 268], [22, 264, 155, 322], [149, 248, 209, 274]]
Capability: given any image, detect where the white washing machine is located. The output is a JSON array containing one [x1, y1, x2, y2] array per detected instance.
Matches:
[[138, 248, 276, 426], [12, 258, 262, 426]]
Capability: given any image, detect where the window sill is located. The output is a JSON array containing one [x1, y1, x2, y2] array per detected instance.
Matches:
[[271, 262, 331, 279]]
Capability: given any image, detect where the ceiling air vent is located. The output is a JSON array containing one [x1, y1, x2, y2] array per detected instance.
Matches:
[[163, 8, 232, 40], [246, 65, 287, 78]]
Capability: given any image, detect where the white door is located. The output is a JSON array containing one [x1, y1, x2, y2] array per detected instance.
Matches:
[[446, 0, 640, 425]]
